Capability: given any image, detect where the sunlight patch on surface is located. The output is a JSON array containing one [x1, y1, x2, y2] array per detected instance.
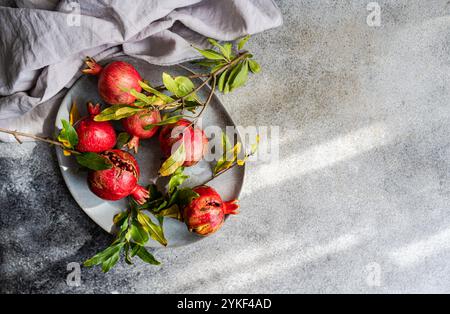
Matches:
[[224, 233, 362, 290], [389, 227, 450, 267], [245, 123, 391, 194]]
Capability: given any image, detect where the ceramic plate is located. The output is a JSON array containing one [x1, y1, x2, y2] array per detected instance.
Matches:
[[55, 56, 245, 247]]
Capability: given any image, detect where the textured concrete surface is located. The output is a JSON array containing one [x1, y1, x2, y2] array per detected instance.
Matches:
[[1, 0, 450, 293]]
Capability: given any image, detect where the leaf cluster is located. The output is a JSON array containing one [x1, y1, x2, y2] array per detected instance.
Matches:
[[84, 199, 166, 272], [213, 133, 260, 176], [195, 36, 261, 94]]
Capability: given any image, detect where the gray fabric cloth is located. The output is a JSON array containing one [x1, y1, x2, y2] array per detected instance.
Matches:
[[0, 0, 282, 141]]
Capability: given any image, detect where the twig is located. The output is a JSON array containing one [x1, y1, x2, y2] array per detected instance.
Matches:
[[159, 51, 250, 112], [211, 51, 250, 76], [160, 77, 212, 110], [0, 127, 80, 154], [177, 64, 210, 78], [202, 149, 257, 186], [12, 132, 22, 144], [189, 74, 217, 127], [201, 162, 239, 186]]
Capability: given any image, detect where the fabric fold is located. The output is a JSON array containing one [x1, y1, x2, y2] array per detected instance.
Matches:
[[0, 0, 282, 141]]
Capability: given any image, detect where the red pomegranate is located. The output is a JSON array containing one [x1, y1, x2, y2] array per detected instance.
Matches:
[[159, 119, 209, 167], [75, 103, 116, 153], [183, 186, 239, 236], [88, 149, 149, 204], [82, 57, 142, 105], [121, 109, 161, 153]]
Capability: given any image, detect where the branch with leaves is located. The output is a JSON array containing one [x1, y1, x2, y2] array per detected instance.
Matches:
[[84, 199, 166, 272], [204, 132, 260, 185], [91, 36, 260, 131]]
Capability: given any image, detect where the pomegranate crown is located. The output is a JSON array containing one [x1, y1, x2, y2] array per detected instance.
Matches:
[[82, 56, 103, 75], [223, 200, 239, 215], [87, 102, 102, 116]]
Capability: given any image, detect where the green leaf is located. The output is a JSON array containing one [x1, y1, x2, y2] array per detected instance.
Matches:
[[194, 47, 226, 60], [223, 82, 230, 94], [130, 220, 149, 246], [162, 72, 179, 96], [229, 60, 249, 91], [138, 80, 174, 103], [93, 105, 144, 121], [92, 106, 121, 121], [129, 89, 155, 104], [130, 242, 140, 257], [251, 134, 260, 154], [115, 106, 144, 117], [176, 188, 200, 207], [222, 43, 233, 60], [135, 245, 160, 265], [208, 38, 232, 60], [157, 204, 182, 221], [168, 167, 189, 194], [222, 131, 232, 153], [183, 100, 202, 113], [124, 243, 133, 265], [113, 211, 128, 226], [159, 142, 186, 176], [148, 184, 163, 201], [137, 212, 167, 246], [248, 59, 261, 73], [237, 35, 250, 50], [218, 69, 229, 92], [162, 73, 196, 100], [214, 142, 242, 175], [116, 132, 130, 149], [58, 119, 78, 148], [155, 200, 168, 212], [207, 38, 221, 48], [76, 152, 112, 171], [223, 62, 244, 94], [237, 134, 260, 166], [101, 245, 123, 273], [133, 101, 147, 107], [144, 115, 185, 130], [175, 76, 196, 99], [157, 215, 164, 227], [210, 61, 227, 74], [83, 242, 124, 267], [194, 59, 220, 67]]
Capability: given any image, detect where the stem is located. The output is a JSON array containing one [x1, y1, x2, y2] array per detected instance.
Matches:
[[0, 127, 79, 154], [177, 64, 210, 78], [190, 74, 216, 126], [160, 51, 250, 111], [201, 162, 239, 186], [202, 149, 256, 186], [151, 65, 213, 95], [212, 51, 250, 76], [160, 77, 212, 110]]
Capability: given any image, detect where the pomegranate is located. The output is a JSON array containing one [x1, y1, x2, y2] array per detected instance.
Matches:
[[183, 186, 239, 236], [75, 103, 116, 153], [121, 109, 162, 153], [159, 119, 209, 167], [82, 57, 142, 105], [88, 149, 149, 204]]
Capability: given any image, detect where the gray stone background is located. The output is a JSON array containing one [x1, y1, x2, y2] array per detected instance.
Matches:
[[1, 0, 450, 293]]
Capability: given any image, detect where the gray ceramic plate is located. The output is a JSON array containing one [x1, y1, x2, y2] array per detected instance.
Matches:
[[55, 56, 245, 247]]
